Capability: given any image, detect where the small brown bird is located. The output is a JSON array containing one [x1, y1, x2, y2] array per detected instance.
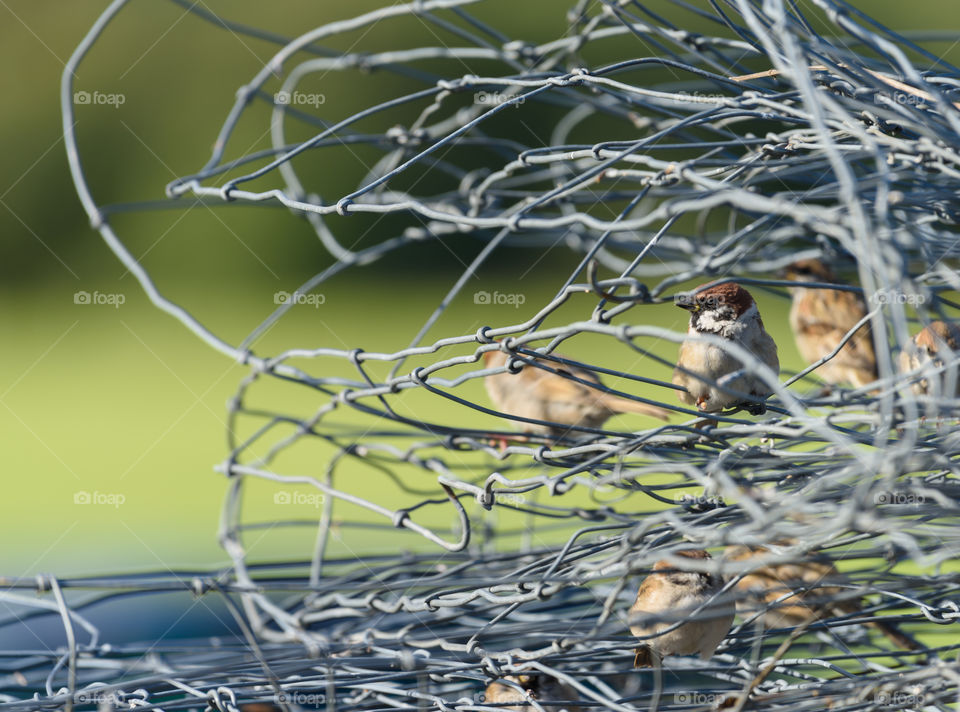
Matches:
[[483, 674, 580, 711], [783, 259, 877, 388], [482, 349, 671, 437], [628, 549, 735, 666], [726, 544, 919, 650], [672, 283, 780, 412], [899, 320, 960, 396]]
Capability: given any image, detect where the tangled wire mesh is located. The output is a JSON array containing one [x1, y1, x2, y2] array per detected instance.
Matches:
[[43, 0, 960, 710]]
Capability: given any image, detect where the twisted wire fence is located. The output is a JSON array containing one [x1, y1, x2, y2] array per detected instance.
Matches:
[[44, 0, 960, 709]]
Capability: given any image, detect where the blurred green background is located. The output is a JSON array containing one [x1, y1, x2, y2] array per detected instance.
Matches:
[[3, 0, 960, 578]]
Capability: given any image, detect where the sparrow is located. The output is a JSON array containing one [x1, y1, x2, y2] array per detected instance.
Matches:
[[782, 259, 877, 388], [725, 544, 919, 650], [628, 549, 734, 666], [672, 283, 780, 412], [483, 674, 580, 711], [898, 320, 960, 396], [482, 349, 671, 437]]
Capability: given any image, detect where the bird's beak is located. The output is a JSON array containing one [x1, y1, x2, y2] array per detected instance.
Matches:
[[675, 296, 699, 311]]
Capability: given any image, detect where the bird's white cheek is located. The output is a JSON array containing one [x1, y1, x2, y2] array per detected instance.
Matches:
[[696, 311, 724, 333]]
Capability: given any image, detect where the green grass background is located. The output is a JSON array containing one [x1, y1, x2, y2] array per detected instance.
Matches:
[[3, 0, 960, 579]]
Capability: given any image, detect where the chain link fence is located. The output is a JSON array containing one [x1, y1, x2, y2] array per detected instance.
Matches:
[[45, 0, 960, 709]]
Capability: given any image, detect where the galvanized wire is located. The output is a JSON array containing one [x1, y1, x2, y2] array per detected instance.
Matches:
[[50, 0, 960, 710]]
